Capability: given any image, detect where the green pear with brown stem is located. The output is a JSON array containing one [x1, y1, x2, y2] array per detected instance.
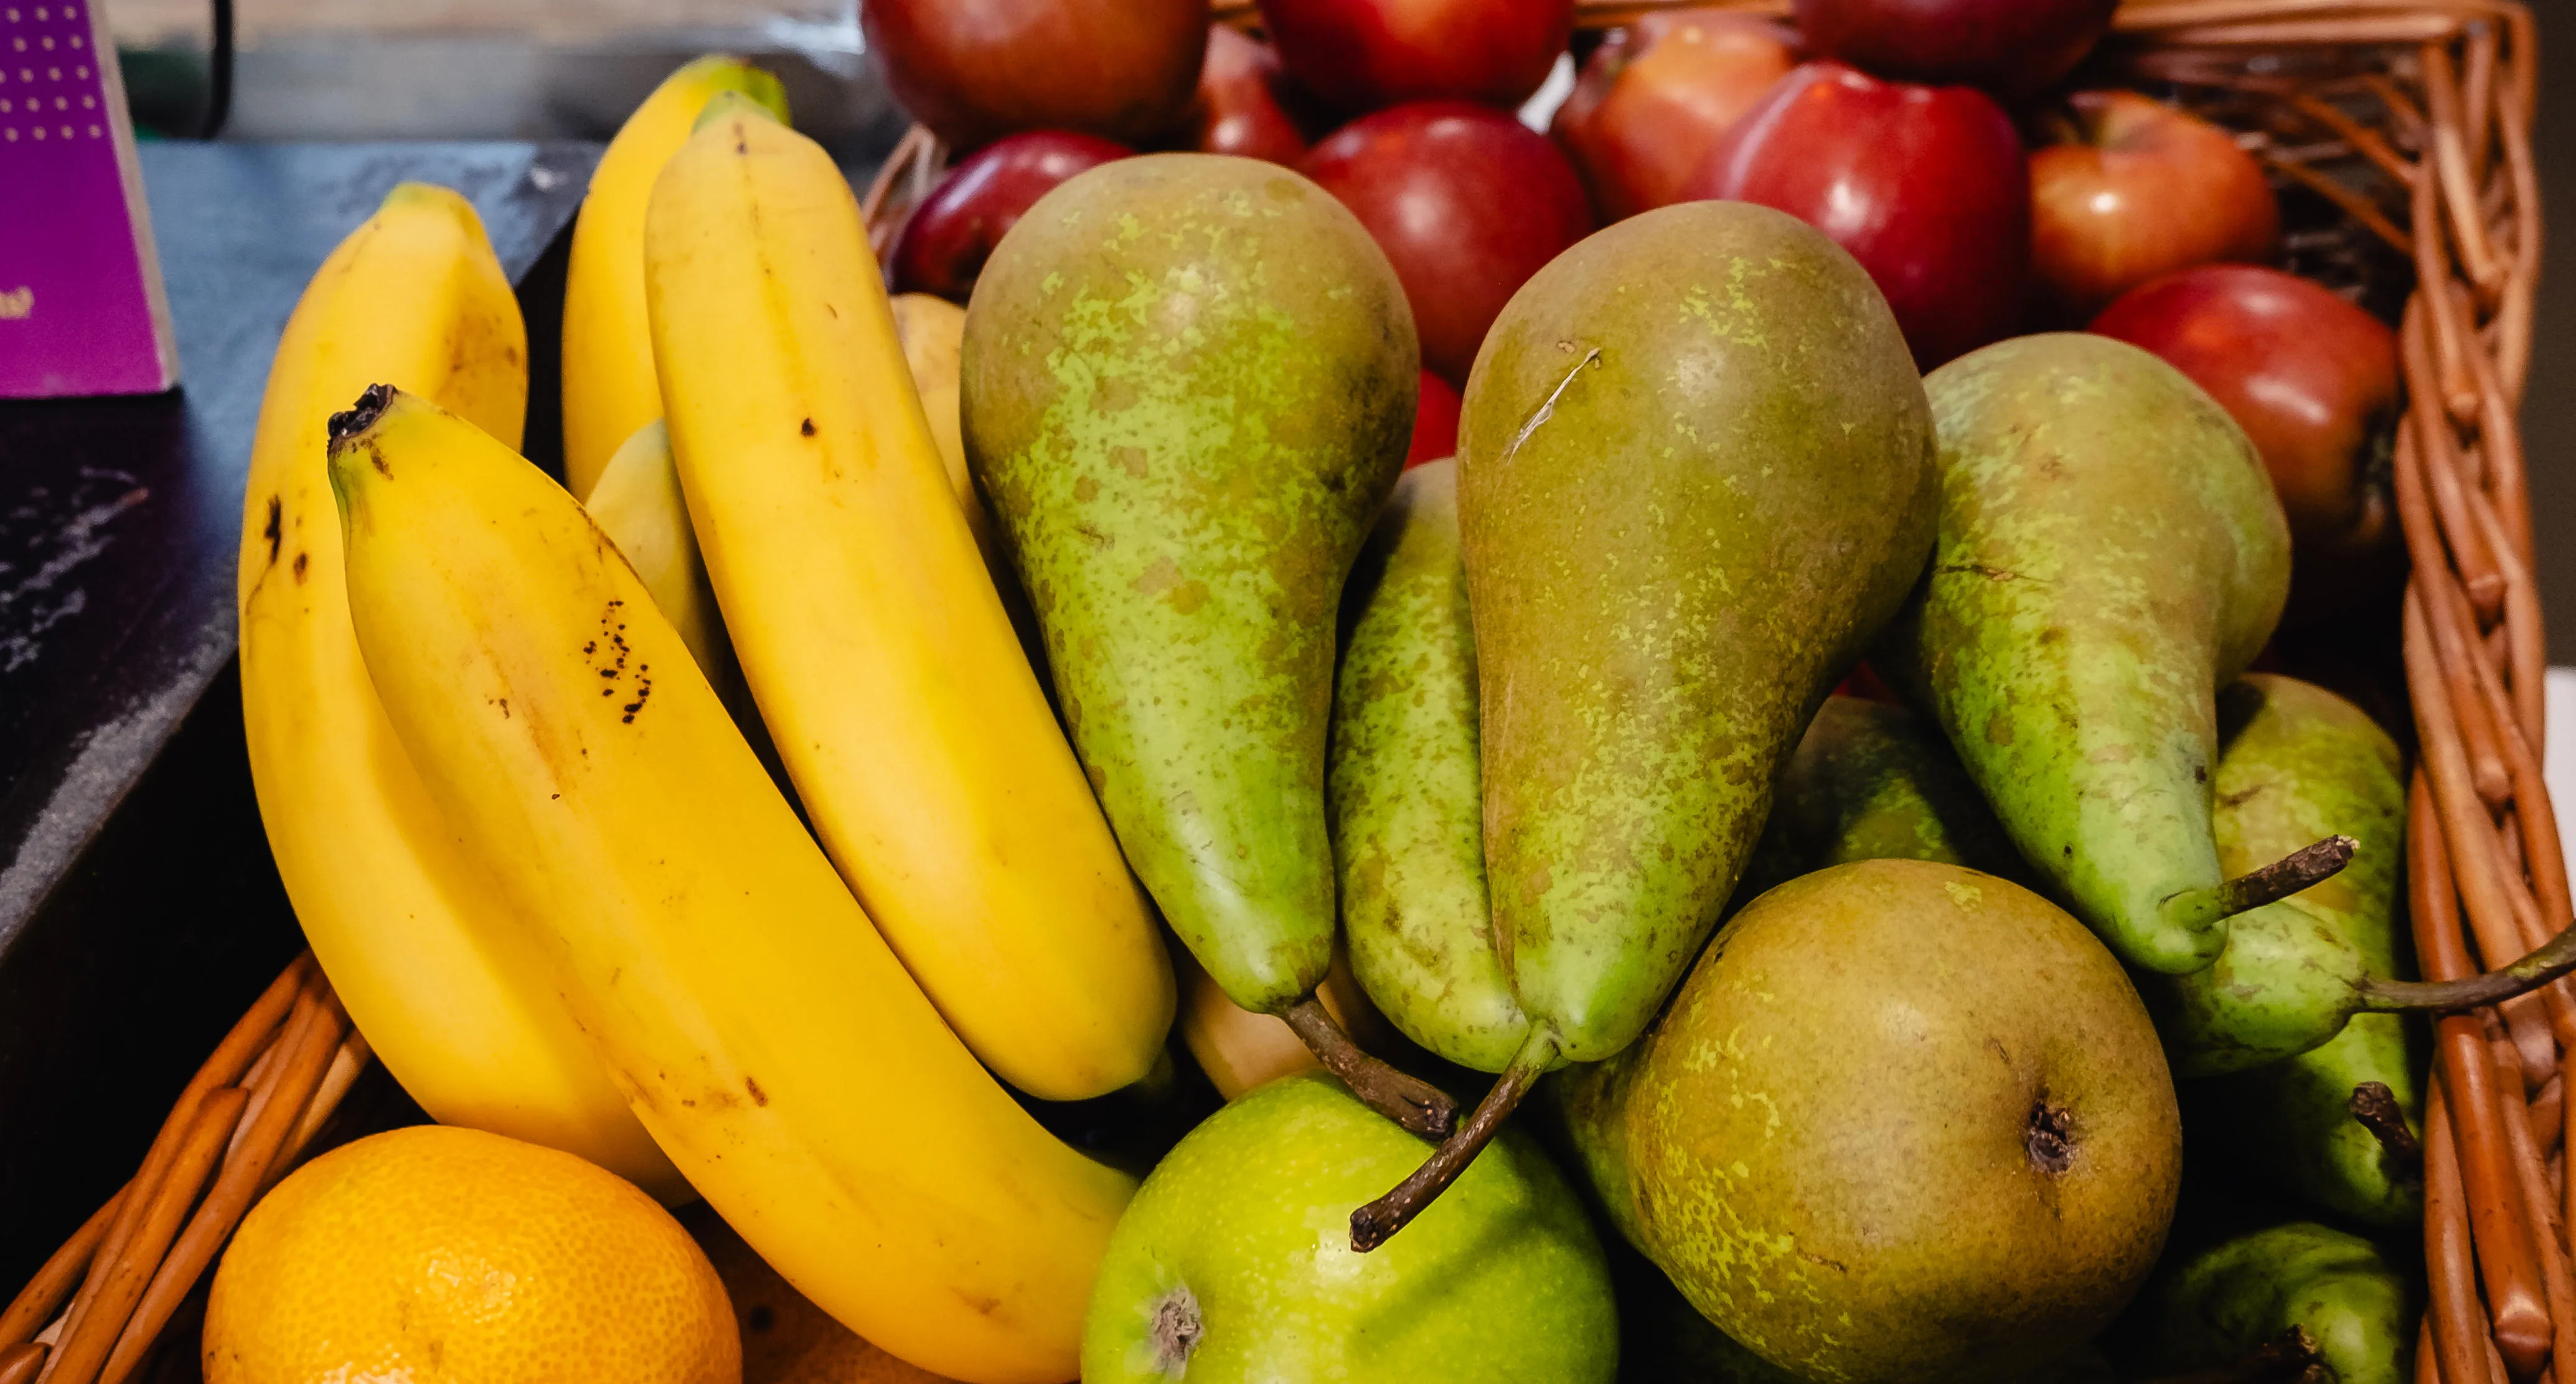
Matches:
[[1350, 201, 1938, 1250], [963, 152, 1453, 1137], [1878, 333, 2348, 977]]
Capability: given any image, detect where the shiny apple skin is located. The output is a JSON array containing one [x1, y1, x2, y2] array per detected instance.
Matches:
[[888, 131, 1131, 302], [1256, 0, 1576, 115], [1407, 370, 1462, 467], [860, 0, 1205, 151], [1303, 100, 1595, 386], [1187, 24, 1312, 165], [2029, 89, 2282, 322], [1685, 61, 2029, 368], [1795, 0, 2117, 99], [2091, 264, 2402, 623], [1552, 11, 1796, 221]]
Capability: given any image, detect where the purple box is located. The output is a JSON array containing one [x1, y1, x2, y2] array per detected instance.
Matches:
[[0, 0, 179, 397]]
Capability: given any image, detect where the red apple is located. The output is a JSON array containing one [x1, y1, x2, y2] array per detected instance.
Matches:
[[2029, 89, 2282, 321], [1551, 11, 1796, 221], [1302, 101, 1594, 385], [1408, 370, 1462, 467], [1185, 25, 1312, 165], [1795, 0, 2118, 99], [1686, 62, 2029, 368], [1257, 0, 1576, 115], [888, 131, 1131, 301], [860, 0, 1206, 151], [2090, 264, 2402, 622]]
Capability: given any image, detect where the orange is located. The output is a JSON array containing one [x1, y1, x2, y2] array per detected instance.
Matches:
[[204, 1124, 738, 1384]]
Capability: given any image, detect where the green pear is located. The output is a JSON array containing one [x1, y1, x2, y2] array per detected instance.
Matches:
[[2143, 675, 2410, 1076], [1879, 334, 2304, 976], [2192, 1018, 2422, 1230], [1556, 860, 2182, 1384], [1356, 202, 1937, 1248], [1733, 694, 2027, 906], [1465, 203, 1934, 1073], [964, 153, 1451, 1134], [2133, 1222, 2414, 1384], [1330, 459, 1528, 1074], [1081, 1073, 1617, 1384]]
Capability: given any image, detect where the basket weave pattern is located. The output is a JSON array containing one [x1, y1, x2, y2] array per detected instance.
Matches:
[[2, 3, 2555, 1380]]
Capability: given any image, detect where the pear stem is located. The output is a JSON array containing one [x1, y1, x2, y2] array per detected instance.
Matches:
[[2144, 1328, 2324, 1384], [1349, 1029, 1558, 1253], [1281, 996, 1458, 1140], [2356, 915, 2576, 1014], [2348, 1082, 2424, 1177], [2212, 835, 2358, 917]]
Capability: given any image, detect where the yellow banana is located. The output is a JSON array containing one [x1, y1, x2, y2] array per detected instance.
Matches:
[[236, 184, 680, 1198], [887, 292, 985, 545], [646, 96, 1173, 1101], [561, 55, 789, 499], [329, 386, 1134, 1384], [586, 419, 727, 677], [1177, 944, 1399, 1101]]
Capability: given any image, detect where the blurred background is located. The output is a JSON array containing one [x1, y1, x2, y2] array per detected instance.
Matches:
[[72, 0, 2576, 643]]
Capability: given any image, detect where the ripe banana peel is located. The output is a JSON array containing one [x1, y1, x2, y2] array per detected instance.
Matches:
[[585, 419, 727, 676], [235, 183, 680, 1198], [645, 95, 1173, 1102], [331, 386, 1135, 1384], [561, 55, 789, 499]]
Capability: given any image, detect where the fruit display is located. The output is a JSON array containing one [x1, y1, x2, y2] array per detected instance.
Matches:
[[1, 6, 2564, 1384]]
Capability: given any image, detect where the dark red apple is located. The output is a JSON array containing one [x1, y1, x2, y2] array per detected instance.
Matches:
[[860, 0, 1206, 150], [1257, 0, 1576, 115], [1408, 370, 1462, 467], [2090, 264, 2402, 622], [1686, 62, 2029, 368], [1185, 24, 1311, 165], [888, 131, 1131, 301], [2030, 89, 2282, 321], [1302, 101, 1594, 385], [1551, 11, 1795, 221], [1796, 0, 2118, 99]]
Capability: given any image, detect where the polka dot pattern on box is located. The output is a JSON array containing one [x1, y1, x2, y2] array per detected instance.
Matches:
[[0, 4, 102, 143]]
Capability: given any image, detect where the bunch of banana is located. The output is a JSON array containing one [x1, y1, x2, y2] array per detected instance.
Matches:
[[235, 182, 680, 1199], [329, 383, 1131, 1384], [643, 95, 1173, 1102]]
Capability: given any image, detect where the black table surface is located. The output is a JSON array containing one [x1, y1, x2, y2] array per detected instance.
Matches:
[[0, 140, 596, 1282]]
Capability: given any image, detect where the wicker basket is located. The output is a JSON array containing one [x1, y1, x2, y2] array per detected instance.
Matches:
[[4, 3, 2550, 1382]]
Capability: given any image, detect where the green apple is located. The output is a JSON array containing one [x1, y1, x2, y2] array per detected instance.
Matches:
[[1082, 1072, 1617, 1383]]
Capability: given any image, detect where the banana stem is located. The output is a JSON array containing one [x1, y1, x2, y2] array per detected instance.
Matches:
[[2348, 1081, 2425, 1177], [1348, 1029, 1558, 1254], [1280, 996, 1458, 1140], [2357, 915, 2576, 1014], [2212, 835, 2359, 917]]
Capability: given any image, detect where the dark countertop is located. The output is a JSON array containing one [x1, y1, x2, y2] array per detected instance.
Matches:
[[0, 140, 595, 1282], [0, 141, 593, 941]]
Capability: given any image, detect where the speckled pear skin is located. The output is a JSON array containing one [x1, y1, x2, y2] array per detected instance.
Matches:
[[2136, 1222, 2414, 1384], [2143, 674, 2408, 1076], [1330, 460, 1530, 1074], [1734, 694, 2029, 905], [1079, 1073, 1617, 1384], [1879, 334, 2292, 976], [961, 154, 1417, 1014], [1556, 860, 2183, 1384], [1460, 202, 1937, 1066]]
